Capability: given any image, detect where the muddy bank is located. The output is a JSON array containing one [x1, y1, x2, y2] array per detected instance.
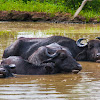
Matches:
[[0, 11, 99, 23]]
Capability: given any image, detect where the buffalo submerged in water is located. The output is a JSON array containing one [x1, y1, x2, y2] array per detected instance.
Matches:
[[1, 56, 56, 75], [1, 35, 100, 77], [1, 43, 82, 76], [3, 36, 100, 62]]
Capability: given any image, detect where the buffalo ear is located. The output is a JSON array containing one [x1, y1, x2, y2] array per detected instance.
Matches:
[[75, 50, 87, 61], [9, 64, 16, 69]]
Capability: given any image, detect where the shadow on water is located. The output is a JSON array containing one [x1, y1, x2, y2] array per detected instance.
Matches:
[[0, 22, 100, 100]]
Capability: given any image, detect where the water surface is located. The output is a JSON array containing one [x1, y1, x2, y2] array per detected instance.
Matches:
[[0, 22, 100, 100]]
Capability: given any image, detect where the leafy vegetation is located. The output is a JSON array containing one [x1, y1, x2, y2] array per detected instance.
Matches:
[[0, 0, 100, 21]]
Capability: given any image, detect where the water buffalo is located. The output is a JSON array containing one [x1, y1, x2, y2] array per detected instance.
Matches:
[[1, 56, 56, 75], [76, 37, 100, 62], [0, 64, 15, 78], [27, 43, 82, 73], [2, 36, 76, 59], [2, 36, 100, 62]]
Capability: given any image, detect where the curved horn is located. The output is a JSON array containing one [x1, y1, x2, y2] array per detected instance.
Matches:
[[45, 47, 59, 58], [96, 37, 100, 40], [76, 38, 87, 47]]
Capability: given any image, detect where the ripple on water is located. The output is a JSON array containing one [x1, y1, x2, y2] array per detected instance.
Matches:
[[0, 22, 100, 100]]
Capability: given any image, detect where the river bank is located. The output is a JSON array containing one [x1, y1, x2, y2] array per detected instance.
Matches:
[[0, 10, 100, 23]]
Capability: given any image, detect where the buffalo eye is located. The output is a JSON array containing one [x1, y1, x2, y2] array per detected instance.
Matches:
[[88, 44, 94, 49], [60, 53, 67, 60]]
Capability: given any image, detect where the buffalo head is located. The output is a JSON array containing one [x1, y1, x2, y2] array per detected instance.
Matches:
[[1, 56, 56, 75], [43, 50, 82, 74], [0, 64, 15, 78], [76, 37, 100, 62]]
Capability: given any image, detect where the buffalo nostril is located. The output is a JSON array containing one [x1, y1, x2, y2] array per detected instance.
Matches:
[[1, 69, 6, 72], [73, 64, 82, 71], [77, 64, 82, 70], [0, 68, 6, 72], [3, 69, 6, 72], [72, 64, 82, 74], [97, 53, 100, 58], [0, 69, 6, 74]]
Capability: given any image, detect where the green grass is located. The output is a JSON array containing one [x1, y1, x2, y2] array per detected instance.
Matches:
[[0, 31, 17, 37], [0, 0, 100, 21], [0, 0, 67, 13]]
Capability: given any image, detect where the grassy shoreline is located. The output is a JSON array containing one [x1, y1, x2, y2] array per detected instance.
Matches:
[[0, 0, 100, 22]]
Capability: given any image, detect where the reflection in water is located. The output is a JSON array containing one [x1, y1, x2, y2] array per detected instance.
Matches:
[[71, 62, 100, 100], [0, 61, 100, 100], [0, 74, 81, 100], [0, 22, 100, 100]]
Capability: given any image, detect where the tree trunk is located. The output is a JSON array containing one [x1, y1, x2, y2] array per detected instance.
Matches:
[[72, 0, 92, 20]]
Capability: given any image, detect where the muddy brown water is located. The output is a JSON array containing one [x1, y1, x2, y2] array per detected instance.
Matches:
[[0, 22, 100, 100]]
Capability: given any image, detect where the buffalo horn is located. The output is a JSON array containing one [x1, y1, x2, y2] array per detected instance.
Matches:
[[45, 47, 59, 58], [96, 37, 100, 40], [76, 38, 87, 47]]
